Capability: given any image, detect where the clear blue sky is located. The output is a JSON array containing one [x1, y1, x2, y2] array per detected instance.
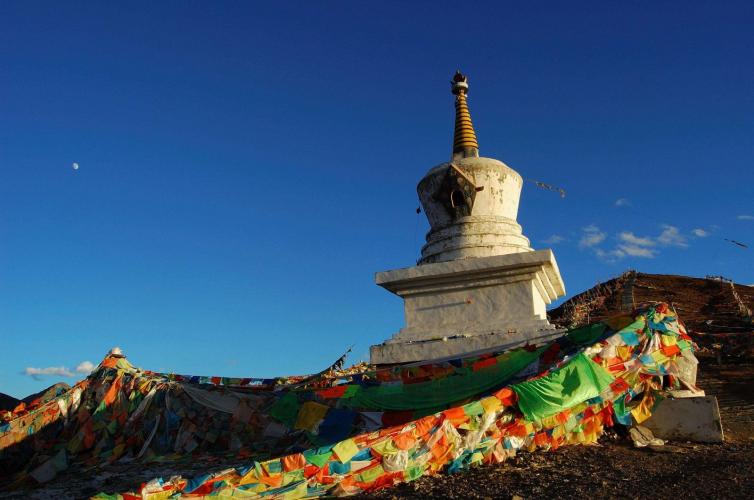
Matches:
[[1, 1, 752, 398]]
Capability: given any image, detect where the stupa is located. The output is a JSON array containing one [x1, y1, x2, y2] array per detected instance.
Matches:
[[370, 72, 566, 365]]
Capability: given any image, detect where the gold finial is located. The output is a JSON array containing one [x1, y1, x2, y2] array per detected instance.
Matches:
[[451, 71, 479, 160]]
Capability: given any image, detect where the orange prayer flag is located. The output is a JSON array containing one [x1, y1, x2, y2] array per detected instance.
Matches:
[[281, 453, 306, 472], [393, 432, 416, 450], [661, 344, 681, 357], [608, 359, 626, 372], [101, 357, 119, 369], [303, 465, 320, 479], [442, 406, 467, 424], [340, 475, 356, 489], [258, 474, 283, 488], [431, 439, 452, 461], [493, 387, 517, 406], [610, 377, 630, 393], [315, 463, 331, 483], [413, 416, 438, 438], [103, 375, 122, 406], [83, 426, 96, 449], [507, 422, 528, 438], [534, 432, 549, 447], [551, 437, 561, 450]]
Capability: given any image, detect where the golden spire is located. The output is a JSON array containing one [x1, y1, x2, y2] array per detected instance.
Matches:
[[451, 71, 479, 160]]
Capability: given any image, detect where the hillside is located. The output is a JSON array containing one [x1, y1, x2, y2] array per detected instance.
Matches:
[[548, 271, 754, 357], [0, 393, 20, 413]]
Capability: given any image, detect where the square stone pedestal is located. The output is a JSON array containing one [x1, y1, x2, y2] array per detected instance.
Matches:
[[370, 249, 566, 365]]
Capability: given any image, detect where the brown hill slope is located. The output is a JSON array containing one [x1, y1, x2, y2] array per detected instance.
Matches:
[[548, 271, 753, 357], [20, 382, 70, 406], [0, 393, 20, 412]]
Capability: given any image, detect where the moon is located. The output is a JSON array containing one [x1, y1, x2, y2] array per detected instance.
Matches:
[[72, 162, 79, 170]]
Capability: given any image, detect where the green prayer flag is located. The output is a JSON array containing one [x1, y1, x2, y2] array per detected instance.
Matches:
[[512, 353, 614, 421], [342, 385, 359, 398], [406, 464, 425, 481], [342, 347, 545, 411], [617, 317, 646, 336], [269, 392, 300, 427], [357, 464, 385, 483], [282, 469, 305, 485], [303, 449, 333, 468], [462, 400, 484, 417], [566, 323, 608, 345]]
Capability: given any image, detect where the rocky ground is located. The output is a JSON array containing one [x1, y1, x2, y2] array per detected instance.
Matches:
[[2, 361, 752, 500], [365, 360, 754, 500], [365, 440, 754, 500], [5, 440, 752, 500]]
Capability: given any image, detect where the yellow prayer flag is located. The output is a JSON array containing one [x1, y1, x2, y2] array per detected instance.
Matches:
[[282, 481, 308, 500], [616, 345, 633, 361], [143, 490, 177, 500], [333, 438, 359, 463], [238, 467, 261, 486], [371, 438, 400, 456], [480, 396, 502, 414], [294, 402, 329, 432], [630, 398, 653, 424], [651, 350, 669, 365], [661, 334, 677, 347]]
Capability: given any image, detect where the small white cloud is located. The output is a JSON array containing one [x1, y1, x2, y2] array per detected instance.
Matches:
[[543, 234, 565, 245], [692, 228, 709, 238], [615, 198, 631, 207], [617, 244, 657, 258], [618, 231, 655, 247], [23, 366, 75, 380], [738, 215, 754, 221], [579, 225, 606, 248], [594, 247, 625, 262], [75, 361, 95, 374], [593, 229, 660, 261], [657, 224, 688, 248]]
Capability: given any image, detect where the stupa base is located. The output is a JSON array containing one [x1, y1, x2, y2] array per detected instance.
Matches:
[[369, 250, 566, 365]]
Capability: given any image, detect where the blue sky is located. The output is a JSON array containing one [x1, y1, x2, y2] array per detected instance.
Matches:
[[1, 1, 752, 398]]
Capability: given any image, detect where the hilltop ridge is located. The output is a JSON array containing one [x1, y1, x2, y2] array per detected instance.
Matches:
[[549, 271, 753, 332]]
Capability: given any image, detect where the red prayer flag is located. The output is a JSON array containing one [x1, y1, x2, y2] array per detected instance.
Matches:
[[472, 357, 497, 371], [317, 385, 347, 399], [610, 377, 630, 393]]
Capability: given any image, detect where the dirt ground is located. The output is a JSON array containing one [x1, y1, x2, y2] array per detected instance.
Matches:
[[365, 360, 754, 500], [365, 441, 754, 500], [2, 361, 752, 500]]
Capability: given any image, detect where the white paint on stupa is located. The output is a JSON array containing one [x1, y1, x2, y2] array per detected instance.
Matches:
[[418, 156, 531, 264], [370, 72, 566, 365]]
